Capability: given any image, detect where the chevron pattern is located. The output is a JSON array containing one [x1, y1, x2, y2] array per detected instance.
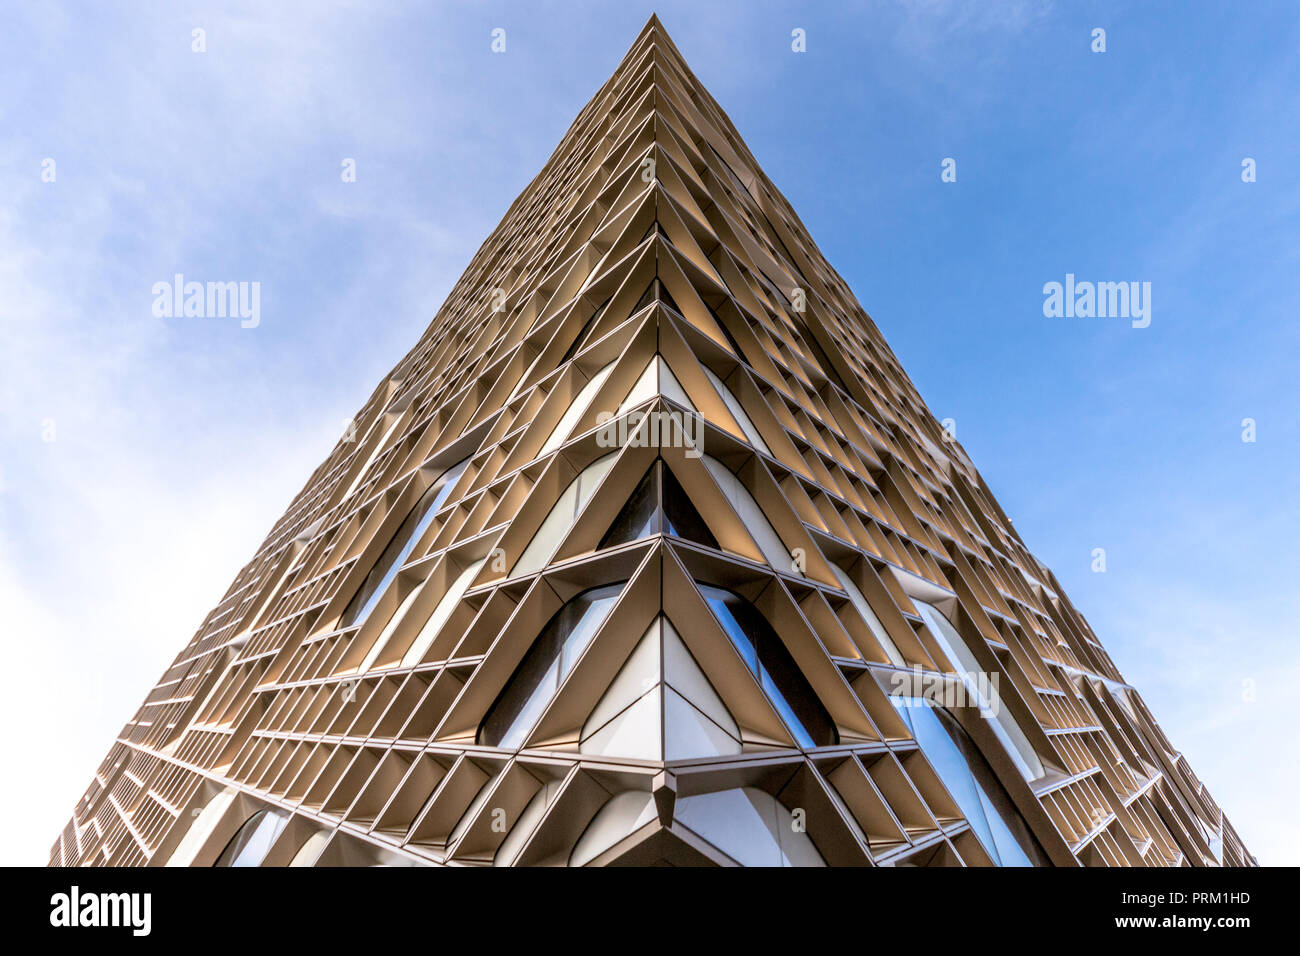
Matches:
[[51, 16, 1252, 868]]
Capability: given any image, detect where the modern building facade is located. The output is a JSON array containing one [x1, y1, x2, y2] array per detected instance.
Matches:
[[52, 17, 1252, 868]]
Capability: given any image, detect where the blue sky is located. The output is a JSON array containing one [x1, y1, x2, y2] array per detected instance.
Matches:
[[1, 1, 1296, 865]]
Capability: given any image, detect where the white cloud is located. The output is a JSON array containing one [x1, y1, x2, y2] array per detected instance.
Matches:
[[0, 0, 468, 864]]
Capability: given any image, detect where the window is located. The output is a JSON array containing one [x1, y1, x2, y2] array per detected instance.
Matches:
[[631, 276, 680, 316], [163, 787, 237, 867], [357, 556, 486, 672], [479, 583, 625, 749], [537, 361, 616, 458], [702, 366, 770, 455], [213, 808, 289, 867], [287, 830, 331, 867], [570, 791, 659, 866], [619, 356, 660, 412], [599, 460, 718, 550], [340, 413, 404, 501], [896, 698, 1048, 866], [512, 452, 617, 577], [559, 297, 610, 365], [340, 457, 470, 629], [617, 354, 694, 413], [699, 584, 837, 748], [675, 787, 826, 867], [397, 558, 485, 668], [912, 600, 1045, 782], [571, 785, 826, 867], [702, 455, 797, 574], [829, 564, 906, 666]]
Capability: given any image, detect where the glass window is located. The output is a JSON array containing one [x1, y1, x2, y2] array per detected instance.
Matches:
[[615, 354, 695, 414], [398, 558, 485, 668], [163, 787, 238, 867], [630, 276, 679, 315], [699, 584, 837, 748], [618, 356, 659, 412], [661, 465, 718, 547], [675, 787, 825, 867], [512, 452, 617, 576], [829, 564, 906, 666], [598, 460, 718, 550], [341, 413, 403, 501], [572, 786, 828, 867], [357, 557, 486, 672], [702, 455, 797, 574], [559, 297, 610, 366], [912, 600, 1045, 782], [599, 464, 659, 546], [213, 808, 289, 867], [287, 830, 331, 867], [570, 791, 659, 866], [479, 583, 625, 749], [702, 366, 770, 455], [895, 698, 1048, 866], [340, 457, 470, 629], [537, 361, 616, 458]]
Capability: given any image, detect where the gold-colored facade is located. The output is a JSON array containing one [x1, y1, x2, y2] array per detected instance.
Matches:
[[52, 17, 1252, 868]]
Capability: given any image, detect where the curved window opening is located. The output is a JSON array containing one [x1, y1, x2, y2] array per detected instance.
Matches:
[[341, 413, 403, 502], [512, 452, 617, 577], [213, 808, 289, 867], [570, 786, 826, 867], [478, 582, 625, 749], [287, 830, 331, 867], [702, 366, 770, 455], [896, 698, 1048, 866], [560, 296, 611, 365], [631, 276, 680, 316], [340, 457, 470, 629], [358, 556, 486, 672], [599, 460, 718, 551], [699, 584, 837, 748], [398, 558, 485, 668], [675, 787, 826, 867], [617, 354, 694, 414], [537, 361, 615, 458], [619, 356, 660, 413], [913, 600, 1045, 782], [163, 787, 238, 867], [829, 564, 906, 667], [702, 455, 797, 574], [570, 791, 659, 867]]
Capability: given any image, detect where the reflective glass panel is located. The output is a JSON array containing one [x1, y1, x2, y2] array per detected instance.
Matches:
[[341, 458, 469, 628], [699, 584, 836, 748], [213, 809, 289, 868], [479, 583, 625, 748]]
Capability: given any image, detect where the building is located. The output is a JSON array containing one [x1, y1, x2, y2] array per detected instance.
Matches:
[[51, 16, 1252, 868]]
